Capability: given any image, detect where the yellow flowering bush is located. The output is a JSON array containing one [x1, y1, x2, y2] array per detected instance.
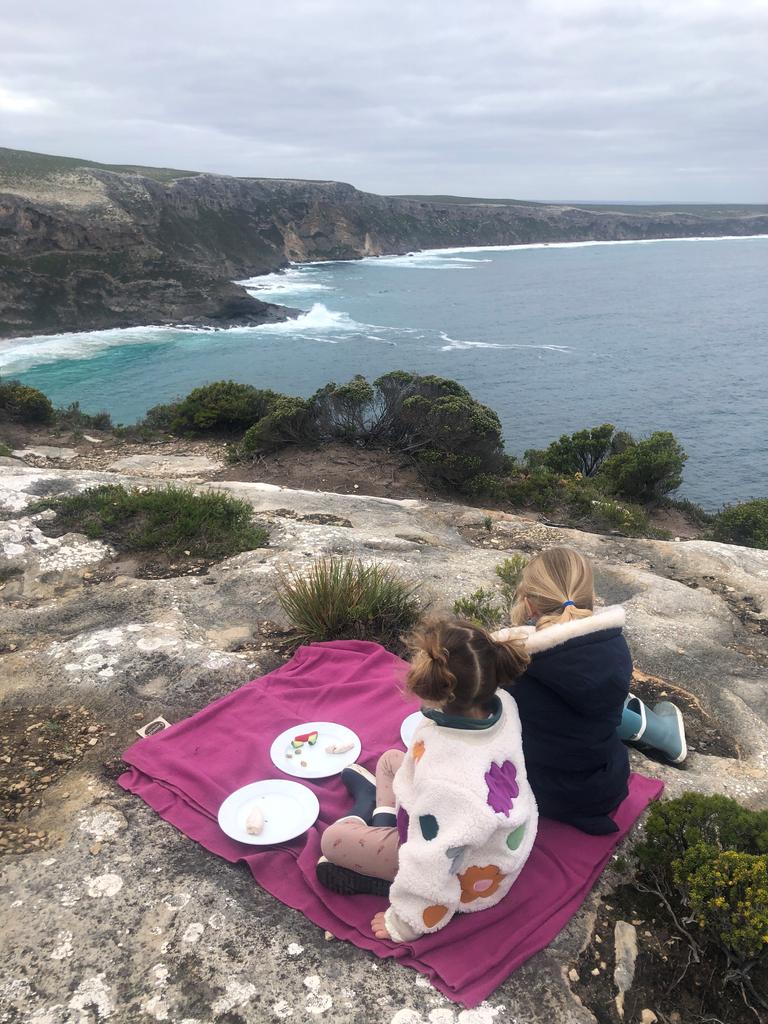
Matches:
[[687, 851, 768, 961]]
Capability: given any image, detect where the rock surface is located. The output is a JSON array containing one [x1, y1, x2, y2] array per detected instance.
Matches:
[[1, 459, 768, 1023], [3, 145, 768, 338]]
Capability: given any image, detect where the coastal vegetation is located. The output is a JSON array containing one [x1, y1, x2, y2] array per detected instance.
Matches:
[[632, 794, 768, 1010], [3, 372, 767, 549], [276, 556, 419, 649], [28, 484, 268, 560], [453, 555, 528, 628]]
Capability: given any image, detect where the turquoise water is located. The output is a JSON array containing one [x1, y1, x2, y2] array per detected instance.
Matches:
[[4, 236, 767, 510]]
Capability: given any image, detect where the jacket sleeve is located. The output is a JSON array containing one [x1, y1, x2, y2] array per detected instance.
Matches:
[[384, 780, 497, 942]]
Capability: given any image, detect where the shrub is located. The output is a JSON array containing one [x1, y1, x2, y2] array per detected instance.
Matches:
[[31, 484, 267, 559], [452, 556, 528, 628], [634, 794, 768, 987], [0, 379, 54, 424], [453, 588, 506, 629], [495, 555, 527, 605], [276, 557, 419, 649], [711, 498, 768, 550], [167, 381, 281, 435], [600, 431, 687, 504], [139, 401, 181, 432], [311, 376, 376, 440], [587, 497, 650, 536], [526, 423, 616, 477], [636, 792, 768, 881], [240, 397, 314, 456], [311, 371, 507, 491], [687, 851, 768, 962], [0, 442, 12, 457], [54, 401, 113, 432]]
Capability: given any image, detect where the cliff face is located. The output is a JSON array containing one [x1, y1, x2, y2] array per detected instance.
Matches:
[[2, 148, 767, 338]]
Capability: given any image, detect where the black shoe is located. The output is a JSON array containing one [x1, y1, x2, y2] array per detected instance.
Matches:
[[371, 808, 397, 828], [316, 857, 391, 897], [341, 764, 376, 823]]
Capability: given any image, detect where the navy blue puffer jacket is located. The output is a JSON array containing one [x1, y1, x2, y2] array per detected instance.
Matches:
[[498, 607, 631, 835]]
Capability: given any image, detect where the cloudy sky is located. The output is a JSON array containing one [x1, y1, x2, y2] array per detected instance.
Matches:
[[1, 0, 765, 201]]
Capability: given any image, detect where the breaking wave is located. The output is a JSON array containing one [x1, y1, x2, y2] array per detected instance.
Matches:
[[439, 332, 572, 353]]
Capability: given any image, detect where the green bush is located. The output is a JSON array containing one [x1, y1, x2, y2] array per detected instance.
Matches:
[[711, 498, 768, 550], [139, 401, 181, 432], [526, 423, 616, 477], [637, 793, 768, 880], [0, 379, 54, 424], [240, 396, 314, 455], [54, 401, 113, 432], [31, 484, 267, 559], [0, 442, 12, 458], [687, 850, 768, 962], [311, 375, 376, 440], [452, 556, 528, 628], [453, 588, 506, 629], [600, 431, 687, 504], [277, 557, 419, 649], [587, 497, 650, 536], [634, 794, 768, 984], [167, 381, 281, 435]]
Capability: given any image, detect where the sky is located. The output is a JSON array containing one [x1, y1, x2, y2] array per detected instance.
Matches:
[[1, 0, 766, 202]]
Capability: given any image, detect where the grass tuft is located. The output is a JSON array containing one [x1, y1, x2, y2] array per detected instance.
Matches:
[[276, 556, 419, 650]]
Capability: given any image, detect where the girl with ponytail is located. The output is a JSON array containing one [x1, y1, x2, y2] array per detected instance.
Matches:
[[495, 546, 686, 836], [317, 619, 538, 943]]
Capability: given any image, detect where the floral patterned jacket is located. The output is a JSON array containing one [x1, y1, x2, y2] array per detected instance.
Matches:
[[385, 688, 538, 942]]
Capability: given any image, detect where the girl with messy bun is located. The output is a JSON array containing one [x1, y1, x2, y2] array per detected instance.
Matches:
[[495, 546, 686, 836], [317, 619, 538, 943]]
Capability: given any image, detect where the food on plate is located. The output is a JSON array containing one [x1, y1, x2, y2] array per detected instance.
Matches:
[[294, 730, 319, 746], [326, 741, 355, 755], [245, 805, 264, 835]]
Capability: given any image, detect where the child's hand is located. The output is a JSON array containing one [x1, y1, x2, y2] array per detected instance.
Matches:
[[371, 911, 391, 940]]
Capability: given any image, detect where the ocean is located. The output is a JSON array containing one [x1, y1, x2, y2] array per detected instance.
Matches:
[[3, 236, 767, 510]]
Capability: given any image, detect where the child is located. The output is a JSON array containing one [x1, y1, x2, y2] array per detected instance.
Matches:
[[316, 619, 538, 943], [495, 546, 686, 836]]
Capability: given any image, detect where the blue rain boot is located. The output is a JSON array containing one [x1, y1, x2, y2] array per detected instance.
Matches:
[[619, 694, 687, 764]]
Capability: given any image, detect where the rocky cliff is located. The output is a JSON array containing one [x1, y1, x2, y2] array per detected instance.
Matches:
[[2, 146, 767, 339], [1, 447, 767, 1022]]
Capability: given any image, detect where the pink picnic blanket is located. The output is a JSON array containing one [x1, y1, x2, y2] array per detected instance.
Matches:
[[119, 640, 663, 1007]]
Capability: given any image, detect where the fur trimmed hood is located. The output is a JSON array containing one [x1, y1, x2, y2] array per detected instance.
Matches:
[[494, 605, 626, 656]]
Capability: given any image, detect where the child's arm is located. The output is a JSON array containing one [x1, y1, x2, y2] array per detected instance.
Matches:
[[382, 780, 499, 942]]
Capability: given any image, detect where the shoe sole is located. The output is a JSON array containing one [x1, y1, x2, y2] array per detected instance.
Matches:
[[316, 858, 391, 897], [667, 703, 687, 764]]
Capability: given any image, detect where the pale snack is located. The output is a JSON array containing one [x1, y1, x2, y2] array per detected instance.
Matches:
[[245, 805, 264, 835], [326, 741, 355, 755]]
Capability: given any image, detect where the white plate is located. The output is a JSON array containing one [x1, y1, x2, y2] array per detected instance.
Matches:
[[400, 710, 426, 748], [218, 779, 319, 845], [270, 721, 361, 779]]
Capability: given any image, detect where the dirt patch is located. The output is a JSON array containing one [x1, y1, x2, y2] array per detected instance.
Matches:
[[647, 506, 705, 540], [630, 669, 739, 760], [211, 441, 437, 500], [0, 703, 106, 854], [573, 884, 767, 1024]]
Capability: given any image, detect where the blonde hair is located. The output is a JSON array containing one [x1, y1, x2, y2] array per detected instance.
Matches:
[[405, 617, 529, 713], [511, 546, 595, 631]]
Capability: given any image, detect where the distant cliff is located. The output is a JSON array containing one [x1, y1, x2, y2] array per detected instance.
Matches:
[[2, 146, 767, 339]]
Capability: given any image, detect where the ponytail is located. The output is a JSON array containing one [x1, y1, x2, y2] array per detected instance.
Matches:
[[407, 625, 458, 704], [511, 546, 595, 630], [405, 617, 529, 712], [492, 635, 530, 682]]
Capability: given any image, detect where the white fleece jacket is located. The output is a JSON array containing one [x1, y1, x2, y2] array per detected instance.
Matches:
[[384, 689, 538, 942]]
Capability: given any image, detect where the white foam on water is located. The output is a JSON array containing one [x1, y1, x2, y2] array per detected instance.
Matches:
[[238, 268, 332, 295], [0, 325, 172, 373], [416, 234, 768, 258], [246, 302, 366, 334], [439, 332, 572, 353]]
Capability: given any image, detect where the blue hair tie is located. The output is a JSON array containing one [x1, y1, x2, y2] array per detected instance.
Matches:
[[561, 600, 575, 608]]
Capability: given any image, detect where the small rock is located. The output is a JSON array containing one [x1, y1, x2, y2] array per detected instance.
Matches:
[[88, 738, 99, 746], [87, 725, 99, 734], [640, 1012, 657, 1024], [324, 930, 334, 941], [568, 968, 580, 983], [89, 842, 102, 855], [591, 967, 600, 976]]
